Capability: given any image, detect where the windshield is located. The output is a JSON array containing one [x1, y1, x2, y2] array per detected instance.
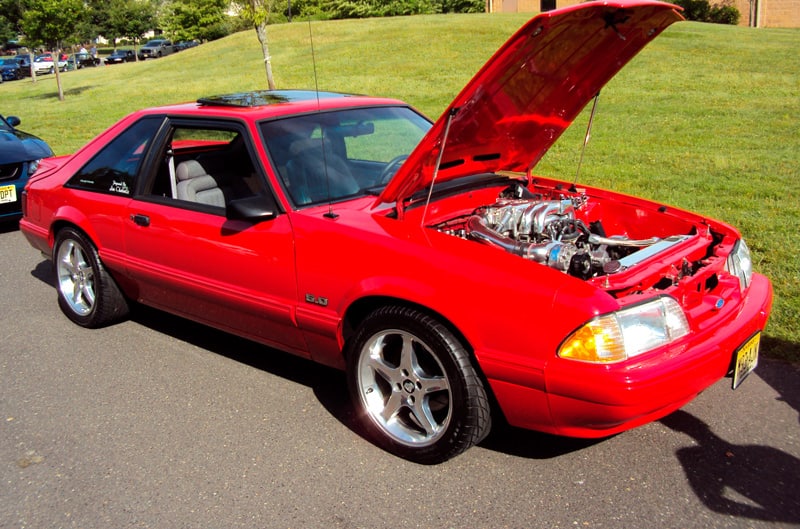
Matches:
[[0, 116, 11, 132], [260, 106, 431, 206]]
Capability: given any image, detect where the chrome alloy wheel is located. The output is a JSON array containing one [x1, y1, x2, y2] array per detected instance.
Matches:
[[56, 239, 96, 316], [356, 329, 452, 447]]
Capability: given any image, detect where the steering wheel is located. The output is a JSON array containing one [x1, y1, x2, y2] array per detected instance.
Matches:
[[378, 154, 409, 185]]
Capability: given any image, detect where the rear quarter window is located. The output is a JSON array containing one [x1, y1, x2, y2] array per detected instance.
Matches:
[[67, 117, 162, 196]]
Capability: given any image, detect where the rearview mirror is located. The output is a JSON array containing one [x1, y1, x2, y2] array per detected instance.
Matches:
[[333, 121, 374, 137]]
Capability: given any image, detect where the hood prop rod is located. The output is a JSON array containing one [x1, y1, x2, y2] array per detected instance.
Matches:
[[571, 92, 600, 192], [421, 107, 459, 228]]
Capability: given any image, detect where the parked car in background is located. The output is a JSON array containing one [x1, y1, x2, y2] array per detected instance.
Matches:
[[72, 52, 101, 69], [0, 58, 22, 81], [18, 1, 773, 464], [105, 49, 136, 65], [14, 55, 31, 77], [0, 114, 53, 222], [32, 53, 68, 74], [138, 39, 174, 59], [174, 41, 199, 52]]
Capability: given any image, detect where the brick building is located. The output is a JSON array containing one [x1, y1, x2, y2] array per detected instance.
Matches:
[[732, 0, 800, 27], [485, 0, 800, 27]]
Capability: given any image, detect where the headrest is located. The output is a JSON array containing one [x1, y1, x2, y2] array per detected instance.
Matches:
[[176, 160, 207, 182], [289, 138, 327, 156]]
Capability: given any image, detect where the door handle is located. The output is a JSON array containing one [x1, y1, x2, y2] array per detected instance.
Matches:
[[130, 213, 150, 227]]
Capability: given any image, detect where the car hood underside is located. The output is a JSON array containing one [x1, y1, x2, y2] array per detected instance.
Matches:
[[378, 0, 683, 206]]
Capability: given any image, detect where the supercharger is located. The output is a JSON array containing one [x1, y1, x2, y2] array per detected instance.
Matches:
[[463, 196, 668, 279]]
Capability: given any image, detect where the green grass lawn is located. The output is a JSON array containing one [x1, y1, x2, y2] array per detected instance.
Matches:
[[2, 14, 798, 362]]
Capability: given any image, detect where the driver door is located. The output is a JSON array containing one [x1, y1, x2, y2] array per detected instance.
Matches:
[[123, 118, 308, 355]]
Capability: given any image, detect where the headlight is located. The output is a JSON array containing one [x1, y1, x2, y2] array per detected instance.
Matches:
[[28, 159, 42, 176], [558, 296, 690, 363], [726, 239, 753, 291]]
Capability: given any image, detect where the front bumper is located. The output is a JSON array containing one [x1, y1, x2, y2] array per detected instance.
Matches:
[[0, 166, 29, 220], [490, 273, 772, 437], [546, 273, 772, 437]]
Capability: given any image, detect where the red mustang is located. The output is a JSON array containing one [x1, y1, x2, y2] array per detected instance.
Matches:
[[20, 1, 772, 463]]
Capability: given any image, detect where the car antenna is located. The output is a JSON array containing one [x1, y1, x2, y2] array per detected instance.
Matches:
[[308, 20, 338, 219], [420, 107, 459, 228], [572, 92, 600, 192]]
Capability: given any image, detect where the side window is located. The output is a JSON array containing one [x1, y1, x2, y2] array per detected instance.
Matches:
[[147, 123, 267, 213], [68, 117, 162, 195]]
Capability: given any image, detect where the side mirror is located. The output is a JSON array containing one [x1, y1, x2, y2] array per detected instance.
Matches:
[[227, 195, 279, 222], [6, 116, 21, 127]]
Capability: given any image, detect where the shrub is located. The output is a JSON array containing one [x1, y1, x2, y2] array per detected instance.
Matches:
[[672, 0, 740, 25], [307, 0, 484, 19], [673, 0, 710, 21], [709, 4, 741, 24]]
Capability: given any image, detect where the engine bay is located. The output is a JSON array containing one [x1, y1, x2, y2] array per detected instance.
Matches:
[[431, 182, 722, 292]]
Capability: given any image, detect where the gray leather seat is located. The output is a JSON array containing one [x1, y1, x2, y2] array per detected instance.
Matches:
[[285, 138, 359, 205], [175, 160, 225, 208]]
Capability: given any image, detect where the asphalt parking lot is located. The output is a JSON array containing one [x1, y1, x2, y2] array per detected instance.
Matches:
[[1, 224, 798, 528]]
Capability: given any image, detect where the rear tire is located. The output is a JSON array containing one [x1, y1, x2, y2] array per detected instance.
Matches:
[[54, 227, 129, 328], [346, 305, 491, 463]]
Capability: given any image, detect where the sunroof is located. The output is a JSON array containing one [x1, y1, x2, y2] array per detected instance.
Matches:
[[197, 90, 354, 107]]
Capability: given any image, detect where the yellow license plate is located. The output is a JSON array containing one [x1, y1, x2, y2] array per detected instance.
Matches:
[[732, 332, 760, 389], [0, 184, 16, 204]]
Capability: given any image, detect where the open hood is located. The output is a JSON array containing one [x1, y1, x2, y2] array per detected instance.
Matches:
[[378, 0, 683, 207]]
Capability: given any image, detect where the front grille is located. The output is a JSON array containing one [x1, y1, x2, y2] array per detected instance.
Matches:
[[0, 196, 22, 216], [0, 163, 23, 182]]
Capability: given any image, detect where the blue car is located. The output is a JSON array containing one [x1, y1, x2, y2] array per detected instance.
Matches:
[[0, 58, 22, 81], [0, 115, 53, 222]]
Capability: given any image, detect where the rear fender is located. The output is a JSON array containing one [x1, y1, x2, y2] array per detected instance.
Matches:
[[50, 206, 102, 256]]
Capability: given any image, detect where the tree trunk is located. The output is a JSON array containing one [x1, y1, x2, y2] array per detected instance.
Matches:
[[53, 49, 64, 101], [255, 21, 275, 90], [29, 51, 37, 83]]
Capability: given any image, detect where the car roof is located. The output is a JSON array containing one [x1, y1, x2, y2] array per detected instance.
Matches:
[[137, 90, 409, 120]]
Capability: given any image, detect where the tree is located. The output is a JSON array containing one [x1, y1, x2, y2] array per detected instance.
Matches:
[[0, 0, 24, 48], [72, 0, 117, 48], [235, 0, 286, 90], [20, 0, 86, 100], [106, 0, 157, 56], [165, 0, 229, 42], [0, 17, 17, 49]]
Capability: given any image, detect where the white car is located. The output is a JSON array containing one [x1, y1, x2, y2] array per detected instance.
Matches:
[[32, 53, 68, 74]]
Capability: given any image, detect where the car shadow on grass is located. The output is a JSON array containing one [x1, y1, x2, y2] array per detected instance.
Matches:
[[661, 409, 800, 524]]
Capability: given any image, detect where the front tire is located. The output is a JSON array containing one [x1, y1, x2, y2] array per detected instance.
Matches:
[[346, 306, 491, 463], [54, 227, 129, 328]]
